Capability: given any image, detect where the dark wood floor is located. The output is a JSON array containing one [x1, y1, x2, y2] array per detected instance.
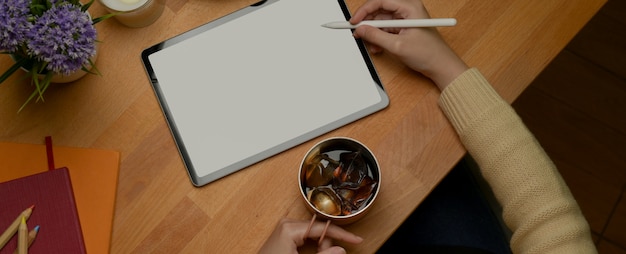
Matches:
[[512, 0, 626, 252]]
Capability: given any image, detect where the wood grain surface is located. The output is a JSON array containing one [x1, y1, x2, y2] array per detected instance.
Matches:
[[0, 0, 605, 252]]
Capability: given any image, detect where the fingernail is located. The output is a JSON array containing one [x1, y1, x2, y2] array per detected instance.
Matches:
[[333, 247, 347, 254]]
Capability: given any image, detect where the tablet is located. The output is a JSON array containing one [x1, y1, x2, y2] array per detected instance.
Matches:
[[141, 0, 389, 186]]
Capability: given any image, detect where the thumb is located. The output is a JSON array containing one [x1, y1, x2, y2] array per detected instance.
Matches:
[[317, 246, 347, 254], [353, 25, 397, 52]]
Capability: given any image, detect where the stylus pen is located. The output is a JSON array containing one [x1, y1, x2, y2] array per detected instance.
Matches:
[[322, 18, 457, 29]]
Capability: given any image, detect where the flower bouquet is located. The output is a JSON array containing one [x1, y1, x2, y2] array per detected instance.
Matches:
[[0, 0, 115, 111]]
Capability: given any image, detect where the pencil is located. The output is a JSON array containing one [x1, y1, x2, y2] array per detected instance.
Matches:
[[0, 205, 34, 249], [12, 226, 38, 254], [17, 217, 27, 254]]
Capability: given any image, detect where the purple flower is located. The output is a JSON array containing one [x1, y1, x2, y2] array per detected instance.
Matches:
[[26, 3, 97, 75], [0, 0, 32, 52]]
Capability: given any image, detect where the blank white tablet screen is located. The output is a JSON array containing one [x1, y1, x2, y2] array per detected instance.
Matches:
[[146, 0, 388, 186]]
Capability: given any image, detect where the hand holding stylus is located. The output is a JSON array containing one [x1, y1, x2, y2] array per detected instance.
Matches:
[[322, 18, 456, 29]]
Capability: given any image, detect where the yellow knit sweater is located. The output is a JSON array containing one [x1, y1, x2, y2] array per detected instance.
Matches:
[[437, 68, 597, 254]]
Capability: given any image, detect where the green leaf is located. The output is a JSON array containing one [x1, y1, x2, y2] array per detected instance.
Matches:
[[18, 90, 38, 113], [93, 12, 119, 25], [38, 73, 54, 101], [18, 72, 46, 113], [35, 61, 47, 75], [30, 3, 48, 16], [0, 57, 29, 85], [31, 68, 44, 100], [67, 0, 80, 7], [82, 59, 102, 76], [82, 0, 94, 12]]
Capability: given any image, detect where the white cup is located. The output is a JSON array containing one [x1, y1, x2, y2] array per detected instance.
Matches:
[[100, 0, 165, 28]]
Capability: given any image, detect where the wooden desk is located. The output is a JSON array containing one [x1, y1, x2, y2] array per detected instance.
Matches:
[[0, 0, 605, 252]]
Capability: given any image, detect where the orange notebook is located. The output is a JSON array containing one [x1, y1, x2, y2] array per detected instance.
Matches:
[[0, 140, 120, 254]]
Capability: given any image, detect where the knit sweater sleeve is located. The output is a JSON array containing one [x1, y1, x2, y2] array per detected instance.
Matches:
[[437, 68, 596, 254]]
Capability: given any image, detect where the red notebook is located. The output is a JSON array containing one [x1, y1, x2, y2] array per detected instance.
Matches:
[[0, 167, 86, 254]]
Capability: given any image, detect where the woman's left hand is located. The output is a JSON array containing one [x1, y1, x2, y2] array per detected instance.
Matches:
[[259, 218, 363, 254]]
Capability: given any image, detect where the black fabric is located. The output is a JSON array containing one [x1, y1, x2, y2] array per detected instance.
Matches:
[[377, 159, 512, 254]]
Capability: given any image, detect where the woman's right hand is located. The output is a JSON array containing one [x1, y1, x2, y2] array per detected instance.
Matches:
[[350, 0, 468, 90]]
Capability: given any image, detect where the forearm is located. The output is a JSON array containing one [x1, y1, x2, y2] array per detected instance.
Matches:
[[437, 68, 596, 253]]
